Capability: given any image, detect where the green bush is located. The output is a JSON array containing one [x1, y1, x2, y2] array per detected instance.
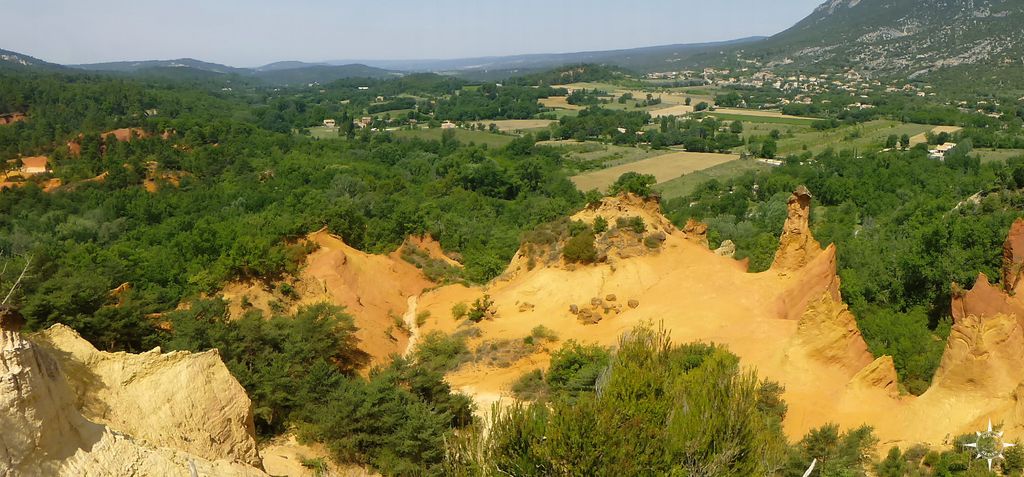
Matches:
[[545, 340, 611, 395], [446, 326, 792, 475], [413, 330, 472, 373], [562, 231, 598, 264], [451, 302, 469, 320], [616, 216, 646, 234], [609, 172, 656, 197], [165, 299, 474, 475], [593, 216, 608, 234], [529, 325, 559, 343], [510, 369, 547, 400], [468, 294, 494, 322]]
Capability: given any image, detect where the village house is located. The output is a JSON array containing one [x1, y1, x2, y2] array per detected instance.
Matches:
[[441, 120, 457, 129], [928, 143, 957, 161], [20, 156, 50, 175], [323, 119, 336, 128], [356, 117, 373, 128]]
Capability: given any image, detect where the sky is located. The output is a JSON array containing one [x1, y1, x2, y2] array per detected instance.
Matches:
[[4, 0, 825, 67]]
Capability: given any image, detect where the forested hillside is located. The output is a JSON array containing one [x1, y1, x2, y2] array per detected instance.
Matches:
[[0, 71, 582, 348]]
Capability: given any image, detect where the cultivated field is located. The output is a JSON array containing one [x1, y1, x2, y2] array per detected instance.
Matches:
[[908, 125, 964, 146], [544, 141, 670, 173], [977, 148, 1024, 163], [392, 128, 515, 147], [713, 107, 815, 119], [649, 105, 694, 118], [539, 96, 582, 111], [308, 126, 340, 139], [475, 119, 555, 132], [656, 159, 771, 199], [772, 120, 934, 155], [570, 151, 739, 192]]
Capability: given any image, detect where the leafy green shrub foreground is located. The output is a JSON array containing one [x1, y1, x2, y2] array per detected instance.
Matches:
[[446, 326, 795, 476]]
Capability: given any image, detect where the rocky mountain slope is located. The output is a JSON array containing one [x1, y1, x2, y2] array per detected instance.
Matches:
[[753, 0, 1024, 78], [0, 307, 268, 476]]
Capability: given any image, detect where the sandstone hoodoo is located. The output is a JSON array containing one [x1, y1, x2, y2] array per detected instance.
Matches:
[[772, 185, 821, 273]]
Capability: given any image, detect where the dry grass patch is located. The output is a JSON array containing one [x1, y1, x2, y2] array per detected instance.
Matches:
[[571, 151, 739, 192], [476, 119, 556, 132]]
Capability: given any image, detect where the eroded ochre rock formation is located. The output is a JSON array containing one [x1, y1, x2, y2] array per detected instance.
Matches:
[[414, 191, 1024, 449], [0, 313, 267, 476], [34, 324, 262, 467], [217, 228, 436, 367], [772, 185, 821, 272]]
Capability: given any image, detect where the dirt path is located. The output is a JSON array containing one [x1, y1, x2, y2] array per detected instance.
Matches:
[[402, 295, 420, 358]]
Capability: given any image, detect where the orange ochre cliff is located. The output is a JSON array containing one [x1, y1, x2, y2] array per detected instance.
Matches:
[[409, 189, 1024, 449]]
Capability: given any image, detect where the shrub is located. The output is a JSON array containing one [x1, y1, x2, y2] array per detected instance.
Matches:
[[446, 326, 795, 475], [468, 294, 494, 322], [563, 231, 598, 264], [584, 189, 603, 207], [279, 282, 298, 299], [451, 302, 469, 320], [593, 216, 608, 234], [786, 424, 877, 476], [616, 216, 645, 234], [610, 172, 656, 197], [511, 369, 547, 400], [643, 235, 662, 249], [545, 340, 611, 395], [400, 243, 463, 283], [300, 458, 329, 477], [530, 325, 559, 343], [416, 310, 431, 327], [413, 331, 472, 373], [473, 339, 534, 368]]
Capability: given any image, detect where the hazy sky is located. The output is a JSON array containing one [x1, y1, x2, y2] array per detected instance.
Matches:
[[5, 0, 825, 67]]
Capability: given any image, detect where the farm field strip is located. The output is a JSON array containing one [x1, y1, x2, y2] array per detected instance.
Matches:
[[474, 119, 555, 131], [570, 151, 739, 192], [656, 159, 772, 199]]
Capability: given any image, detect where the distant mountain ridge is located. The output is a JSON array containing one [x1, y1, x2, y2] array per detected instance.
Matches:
[[72, 58, 248, 74], [0, 48, 64, 71], [324, 37, 768, 74], [7, 0, 1023, 85], [67, 58, 397, 84]]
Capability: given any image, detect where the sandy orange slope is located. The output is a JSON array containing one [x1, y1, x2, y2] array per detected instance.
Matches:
[[217, 231, 448, 367], [413, 191, 1024, 449]]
